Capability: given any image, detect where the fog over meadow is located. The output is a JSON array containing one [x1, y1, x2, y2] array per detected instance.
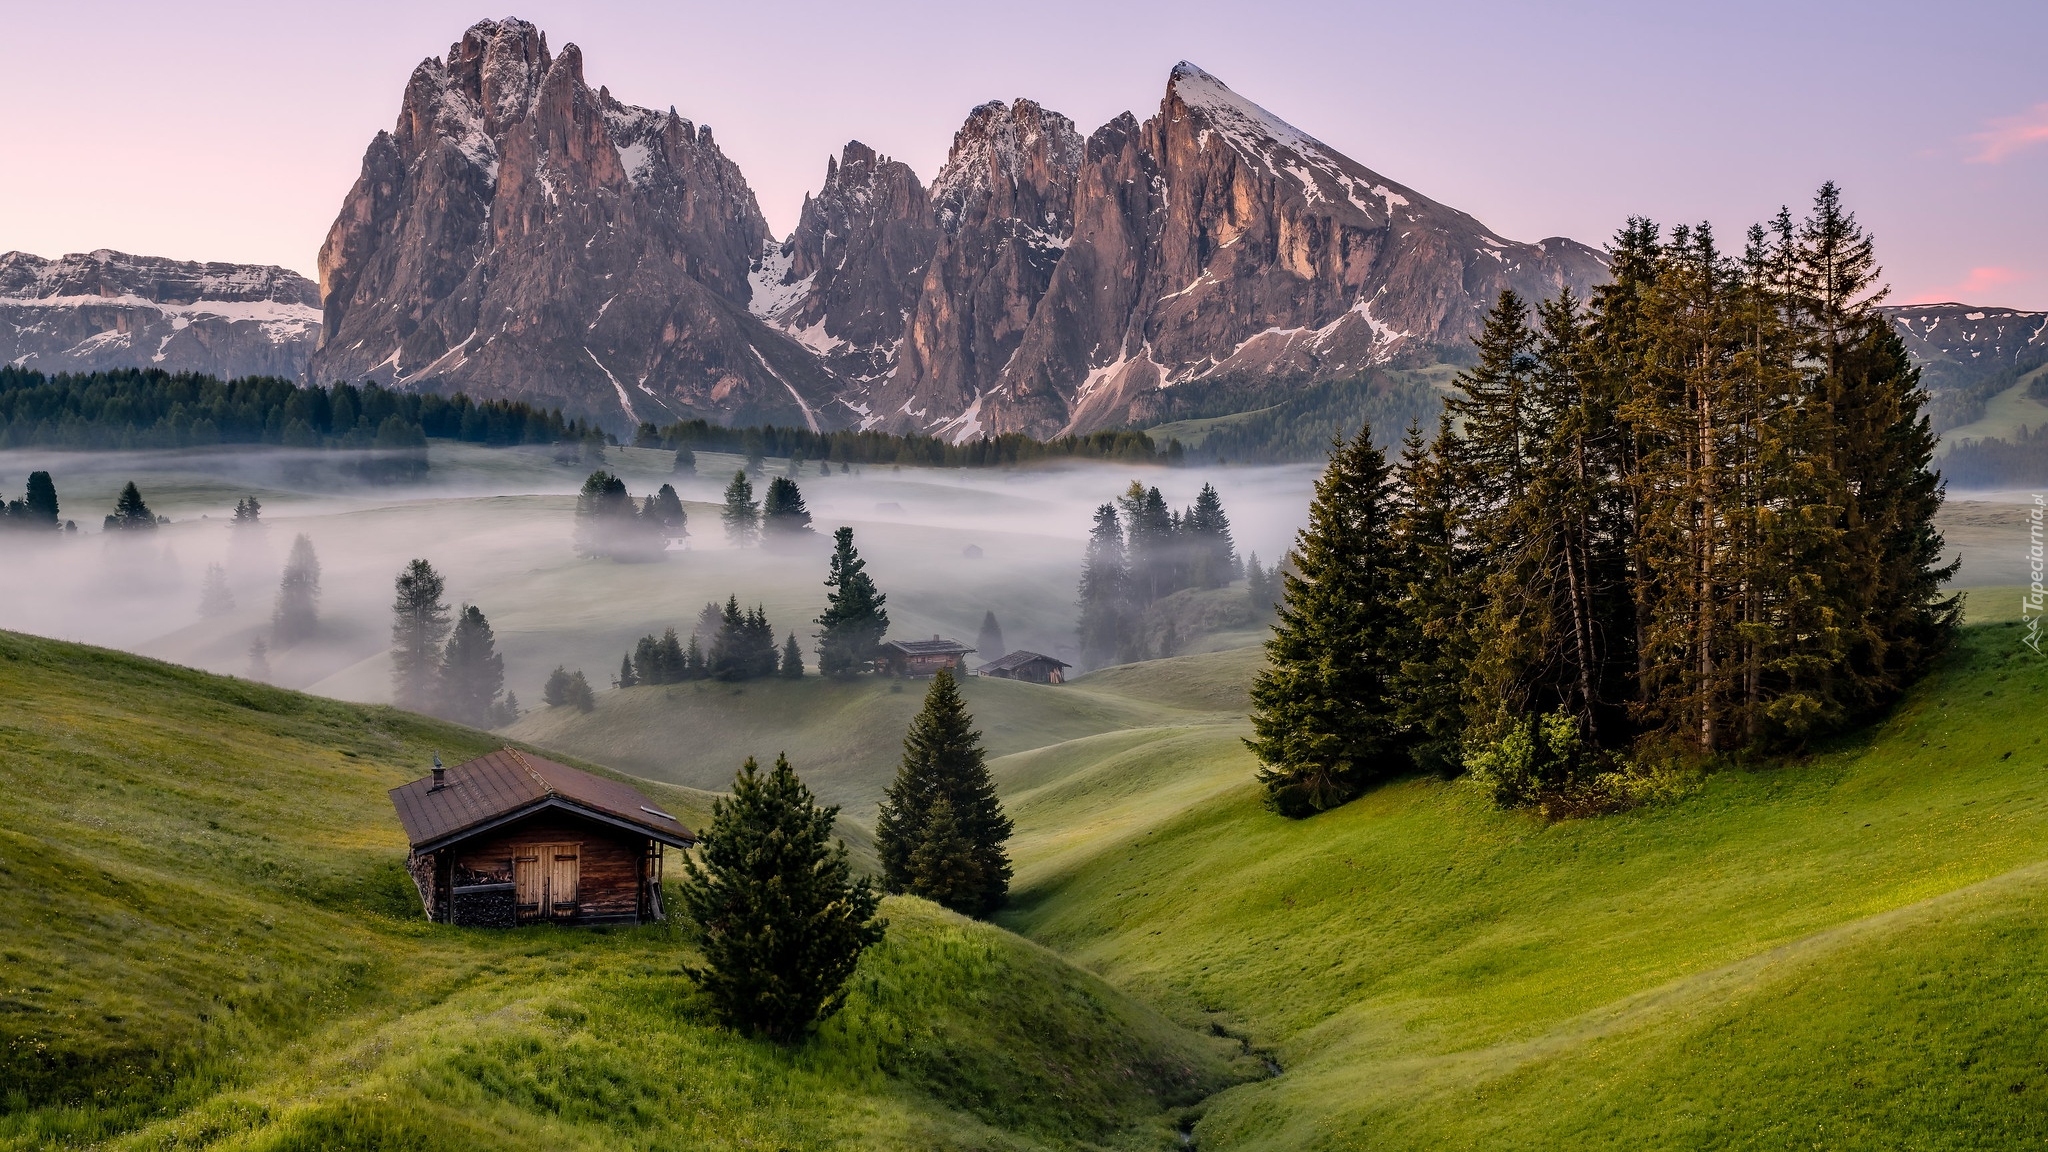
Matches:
[[0, 443, 1321, 709], [1, 441, 2034, 717]]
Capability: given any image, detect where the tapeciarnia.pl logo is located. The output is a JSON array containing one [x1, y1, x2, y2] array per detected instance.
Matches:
[[2026, 494, 2045, 655]]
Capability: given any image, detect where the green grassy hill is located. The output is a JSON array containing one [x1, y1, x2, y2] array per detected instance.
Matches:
[[998, 616, 2048, 1149], [0, 630, 1248, 1151], [508, 670, 1229, 818]]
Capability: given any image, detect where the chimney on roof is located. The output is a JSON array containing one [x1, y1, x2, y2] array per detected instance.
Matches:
[[430, 753, 445, 791]]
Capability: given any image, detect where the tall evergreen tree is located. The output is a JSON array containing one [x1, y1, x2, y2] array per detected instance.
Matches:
[[197, 562, 235, 618], [722, 470, 761, 547], [975, 611, 1006, 661], [246, 636, 271, 682], [543, 665, 577, 707], [1390, 419, 1478, 775], [815, 527, 889, 676], [652, 483, 688, 537], [874, 668, 1014, 916], [1246, 425, 1411, 816], [390, 559, 450, 709], [105, 481, 157, 532], [781, 632, 805, 679], [1118, 482, 1175, 603], [438, 604, 507, 727], [232, 495, 261, 526], [678, 754, 884, 1042], [1077, 503, 1134, 669], [617, 653, 638, 689], [272, 534, 321, 646], [22, 471, 57, 528], [762, 476, 813, 537], [673, 446, 696, 475], [1186, 483, 1238, 588], [711, 596, 750, 681]]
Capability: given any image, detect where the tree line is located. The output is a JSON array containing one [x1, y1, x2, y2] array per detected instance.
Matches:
[[1249, 185, 1956, 817], [0, 368, 597, 452], [616, 597, 804, 686], [1076, 481, 1240, 667], [635, 418, 1179, 469]]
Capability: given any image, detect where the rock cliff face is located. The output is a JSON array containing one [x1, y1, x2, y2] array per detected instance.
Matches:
[[0, 250, 319, 380], [311, 18, 835, 430], [763, 64, 1607, 437]]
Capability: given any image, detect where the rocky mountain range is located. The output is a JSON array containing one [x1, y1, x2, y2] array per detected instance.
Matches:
[[9, 19, 2035, 445], [0, 250, 318, 380], [308, 19, 1608, 436]]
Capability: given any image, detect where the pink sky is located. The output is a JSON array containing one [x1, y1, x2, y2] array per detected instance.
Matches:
[[2, 0, 2043, 309]]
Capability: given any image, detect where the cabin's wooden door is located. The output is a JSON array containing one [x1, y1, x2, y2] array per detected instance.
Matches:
[[513, 850, 543, 922], [546, 844, 580, 919]]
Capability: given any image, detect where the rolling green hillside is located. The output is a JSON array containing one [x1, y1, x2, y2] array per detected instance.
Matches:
[[998, 616, 2048, 1149], [508, 670, 1233, 818], [0, 630, 1247, 1151]]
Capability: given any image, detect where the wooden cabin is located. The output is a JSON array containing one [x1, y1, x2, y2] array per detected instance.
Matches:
[[975, 650, 1071, 684], [877, 636, 975, 677], [388, 748, 695, 928]]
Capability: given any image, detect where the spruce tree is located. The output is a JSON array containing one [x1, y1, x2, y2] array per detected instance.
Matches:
[[975, 611, 1006, 662], [23, 471, 57, 528], [618, 653, 637, 688], [1246, 425, 1411, 816], [1187, 482, 1238, 588], [1118, 483, 1174, 603], [390, 559, 451, 710], [657, 627, 687, 682], [673, 446, 696, 475], [711, 596, 749, 681], [653, 483, 688, 536], [197, 562, 235, 618], [271, 534, 321, 646], [781, 632, 805, 679], [106, 481, 157, 532], [762, 476, 813, 537], [1077, 503, 1134, 669], [678, 754, 884, 1042], [246, 636, 271, 682], [722, 470, 760, 547], [569, 670, 596, 711], [874, 668, 1013, 916], [815, 527, 889, 676], [685, 633, 707, 679], [1390, 419, 1476, 775], [439, 604, 507, 727], [232, 495, 261, 526]]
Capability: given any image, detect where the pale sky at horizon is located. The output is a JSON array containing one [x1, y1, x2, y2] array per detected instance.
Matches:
[[3, 0, 2044, 308]]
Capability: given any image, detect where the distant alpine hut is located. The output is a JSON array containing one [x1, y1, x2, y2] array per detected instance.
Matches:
[[975, 650, 1071, 684], [877, 636, 975, 677], [388, 748, 694, 928]]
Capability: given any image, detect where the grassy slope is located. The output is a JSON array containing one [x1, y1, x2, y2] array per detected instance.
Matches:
[[998, 620, 2048, 1149], [508, 672, 1208, 819], [1936, 362, 2048, 454], [0, 631, 1246, 1151]]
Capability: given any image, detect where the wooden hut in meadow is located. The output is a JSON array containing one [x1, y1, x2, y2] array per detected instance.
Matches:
[[388, 748, 694, 928], [877, 636, 975, 677], [975, 651, 1071, 684]]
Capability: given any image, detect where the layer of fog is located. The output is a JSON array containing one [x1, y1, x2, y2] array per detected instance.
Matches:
[[0, 443, 1320, 709]]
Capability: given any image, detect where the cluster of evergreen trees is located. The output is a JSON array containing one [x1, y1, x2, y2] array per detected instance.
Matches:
[[573, 471, 686, 561], [618, 597, 802, 685], [0, 369, 593, 451], [542, 665, 597, 711], [389, 558, 518, 727], [0, 471, 69, 532], [717, 470, 813, 547], [636, 418, 1177, 469], [1249, 186, 1956, 816], [1940, 425, 2048, 488], [1076, 481, 1238, 667]]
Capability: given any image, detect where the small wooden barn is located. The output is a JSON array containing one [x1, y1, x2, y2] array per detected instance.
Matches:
[[877, 636, 975, 677], [975, 650, 1071, 684], [388, 748, 695, 928]]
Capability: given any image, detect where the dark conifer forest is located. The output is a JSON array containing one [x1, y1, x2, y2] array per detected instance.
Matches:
[[1248, 187, 1959, 815]]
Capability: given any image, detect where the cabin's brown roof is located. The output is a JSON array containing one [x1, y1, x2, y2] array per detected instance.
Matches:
[[881, 637, 974, 657], [389, 748, 695, 852], [976, 650, 1071, 674]]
